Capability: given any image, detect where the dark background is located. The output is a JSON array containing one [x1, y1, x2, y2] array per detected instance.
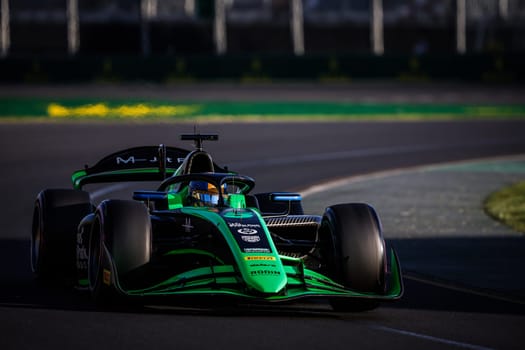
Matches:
[[2, 0, 525, 83]]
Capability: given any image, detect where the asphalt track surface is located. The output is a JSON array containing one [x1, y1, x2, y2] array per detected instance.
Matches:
[[2, 82, 525, 104], [1, 117, 525, 349]]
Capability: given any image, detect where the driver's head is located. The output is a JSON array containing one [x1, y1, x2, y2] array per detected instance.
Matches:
[[188, 181, 221, 207]]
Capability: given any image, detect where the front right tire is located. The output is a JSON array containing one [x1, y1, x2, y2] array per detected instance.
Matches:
[[318, 203, 387, 312]]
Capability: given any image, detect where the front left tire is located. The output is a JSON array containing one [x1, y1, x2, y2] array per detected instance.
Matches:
[[88, 199, 151, 305]]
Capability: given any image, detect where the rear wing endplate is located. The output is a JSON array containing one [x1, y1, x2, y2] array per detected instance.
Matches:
[[72, 145, 189, 189]]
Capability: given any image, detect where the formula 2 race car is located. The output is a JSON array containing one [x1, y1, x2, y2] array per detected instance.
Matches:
[[31, 134, 403, 311]]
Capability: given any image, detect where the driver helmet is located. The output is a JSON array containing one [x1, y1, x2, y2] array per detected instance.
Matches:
[[188, 181, 222, 207]]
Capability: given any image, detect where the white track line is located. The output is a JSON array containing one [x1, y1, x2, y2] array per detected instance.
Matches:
[[300, 153, 525, 198], [229, 139, 524, 170], [85, 153, 521, 350], [403, 273, 525, 305], [88, 154, 525, 202], [370, 325, 495, 350]]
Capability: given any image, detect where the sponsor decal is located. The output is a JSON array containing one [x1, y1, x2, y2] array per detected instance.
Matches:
[[77, 247, 88, 260], [244, 256, 276, 261], [103, 269, 111, 286], [250, 270, 281, 276], [182, 217, 194, 233], [76, 247, 88, 270], [228, 222, 261, 229], [241, 235, 260, 243], [249, 263, 277, 268], [116, 156, 176, 165], [238, 228, 258, 235], [244, 248, 271, 253], [225, 217, 271, 253]]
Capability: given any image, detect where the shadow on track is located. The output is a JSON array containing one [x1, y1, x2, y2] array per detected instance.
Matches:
[[0, 239, 340, 319], [2, 238, 525, 317], [386, 237, 525, 315]]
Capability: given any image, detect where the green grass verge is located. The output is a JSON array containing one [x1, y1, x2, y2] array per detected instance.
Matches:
[[1, 98, 525, 121], [484, 181, 525, 233]]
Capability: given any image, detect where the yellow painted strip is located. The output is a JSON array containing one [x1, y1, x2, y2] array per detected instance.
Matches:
[[47, 103, 201, 118]]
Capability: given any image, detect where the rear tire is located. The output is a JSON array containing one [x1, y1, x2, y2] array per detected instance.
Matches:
[[89, 200, 151, 306], [318, 203, 386, 312], [31, 189, 92, 283]]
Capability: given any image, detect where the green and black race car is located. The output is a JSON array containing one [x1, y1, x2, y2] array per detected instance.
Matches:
[[31, 134, 403, 311]]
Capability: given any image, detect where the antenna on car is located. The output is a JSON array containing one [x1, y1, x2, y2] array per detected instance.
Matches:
[[158, 144, 167, 179], [180, 133, 219, 151]]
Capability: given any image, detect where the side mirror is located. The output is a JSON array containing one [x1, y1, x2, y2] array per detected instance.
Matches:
[[270, 193, 302, 202], [133, 191, 167, 201]]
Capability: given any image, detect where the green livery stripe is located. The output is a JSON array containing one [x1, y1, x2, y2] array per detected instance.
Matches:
[[78, 279, 89, 287], [163, 249, 226, 265], [72, 167, 177, 189], [1, 98, 525, 121], [127, 265, 238, 294], [123, 252, 403, 301], [387, 249, 404, 298], [71, 170, 87, 186]]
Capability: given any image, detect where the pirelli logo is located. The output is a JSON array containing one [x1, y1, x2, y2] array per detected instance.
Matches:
[[244, 256, 276, 261]]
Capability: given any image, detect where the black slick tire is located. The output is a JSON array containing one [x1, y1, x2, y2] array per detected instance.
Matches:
[[31, 189, 92, 284], [89, 200, 151, 306], [319, 203, 386, 312]]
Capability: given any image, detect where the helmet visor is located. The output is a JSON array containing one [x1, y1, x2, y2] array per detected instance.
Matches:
[[191, 190, 219, 206]]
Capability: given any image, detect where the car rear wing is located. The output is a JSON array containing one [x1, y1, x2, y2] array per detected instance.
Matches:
[[71, 145, 225, 190]]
